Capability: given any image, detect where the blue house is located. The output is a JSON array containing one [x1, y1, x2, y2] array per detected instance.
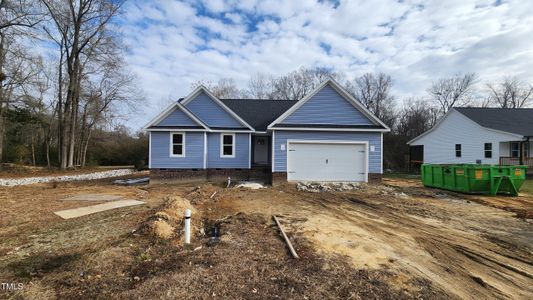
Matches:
[[144, 79, 390, 184]]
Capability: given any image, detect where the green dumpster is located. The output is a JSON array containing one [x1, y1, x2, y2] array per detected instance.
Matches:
[[421, 164, 527, 196]]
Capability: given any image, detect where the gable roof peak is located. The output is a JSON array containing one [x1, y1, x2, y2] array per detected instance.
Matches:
[[266, 77, 390, 131]]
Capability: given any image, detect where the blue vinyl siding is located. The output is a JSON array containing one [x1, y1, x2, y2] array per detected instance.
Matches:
[[150, 131, 204, 168], [273, 131, 382, 173], [207, 133, 250, 168], [155, 107, 199, 126], [185, 92, 245, 128], [281, 85, 373, 125]]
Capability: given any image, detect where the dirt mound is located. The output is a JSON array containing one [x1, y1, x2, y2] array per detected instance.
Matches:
[[123, 213, 444, 299], [142, 196, 199, 241], [185, 184, 219, 204]]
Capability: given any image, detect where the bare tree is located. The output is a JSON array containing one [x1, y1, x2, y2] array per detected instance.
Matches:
[[395, 98, 439, 138], [486, 76, 533, 108], [41, 0, 125, 169], [0, 37, 42, 164], [427, 73, 476, 114], [0, 0, 44, 30], [76, 54, 138, 167], [345, 72, 396, 127], [270, 66, 343, 100], [247, 72, 273, 99], [0, 0, 44, 164], [191, 78, 244, 98]]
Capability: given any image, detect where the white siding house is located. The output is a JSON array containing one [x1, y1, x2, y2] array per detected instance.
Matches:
[[408, 108, 533, 170]]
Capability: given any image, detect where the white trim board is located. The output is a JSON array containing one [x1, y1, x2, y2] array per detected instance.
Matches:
[[145, 128, 253, 133], [248, 133, 251, 169], [145, 128, 206, 132], [270, 127, 389, 132], [267, 78, 390, 132], [203, 132, 207, 169], [272, 130, 276, 172], [286, 139, 369, 183], [148, 132, 152, 169]]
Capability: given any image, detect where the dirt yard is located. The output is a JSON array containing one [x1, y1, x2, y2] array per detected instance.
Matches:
[[0, 176, 531, 299]]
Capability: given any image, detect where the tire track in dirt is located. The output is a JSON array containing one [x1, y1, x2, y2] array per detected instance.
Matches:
[[217, 186, 533, 299]]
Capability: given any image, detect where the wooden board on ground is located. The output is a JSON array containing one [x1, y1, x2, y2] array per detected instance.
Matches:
[[54, 200, 145, 219], [61, 194, 124, 201]]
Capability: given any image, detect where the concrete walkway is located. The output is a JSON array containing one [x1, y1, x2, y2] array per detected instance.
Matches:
[[54, 200, 145, 219]]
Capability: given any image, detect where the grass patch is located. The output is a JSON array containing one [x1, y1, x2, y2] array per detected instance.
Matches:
[[383, 173, 421, 180], [520, 179, 533, 195]]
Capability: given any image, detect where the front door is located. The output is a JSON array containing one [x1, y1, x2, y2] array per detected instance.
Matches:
[[253, 136, 269, 165]]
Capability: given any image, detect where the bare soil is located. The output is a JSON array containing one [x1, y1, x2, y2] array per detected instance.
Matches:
[[0, 177, 531, 299]]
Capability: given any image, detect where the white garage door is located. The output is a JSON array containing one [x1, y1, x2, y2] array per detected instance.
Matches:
[[287, 141, 367, 182]]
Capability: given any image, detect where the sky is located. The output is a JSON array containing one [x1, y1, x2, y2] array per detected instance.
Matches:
[[120, 0, 533, 130]]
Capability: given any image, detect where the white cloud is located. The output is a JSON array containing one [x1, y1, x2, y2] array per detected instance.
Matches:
[[119, 0, 533, 129]]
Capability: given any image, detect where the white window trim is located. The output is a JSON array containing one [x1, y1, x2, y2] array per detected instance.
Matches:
[[220, 133, 235, 158], [484, 142, 492, 159], [169, 132, 186, 157]]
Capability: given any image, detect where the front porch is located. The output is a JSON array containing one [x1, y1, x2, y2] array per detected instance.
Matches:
[[499, 140, 533, 173]]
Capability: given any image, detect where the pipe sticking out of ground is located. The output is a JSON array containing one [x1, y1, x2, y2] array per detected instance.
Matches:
[[184, 209, 191, 244]]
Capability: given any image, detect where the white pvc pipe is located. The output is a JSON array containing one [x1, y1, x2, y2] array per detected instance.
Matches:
[[184, 209, 191, 244]]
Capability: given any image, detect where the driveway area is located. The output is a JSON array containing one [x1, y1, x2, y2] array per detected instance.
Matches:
[[0, 177, 531, 299]]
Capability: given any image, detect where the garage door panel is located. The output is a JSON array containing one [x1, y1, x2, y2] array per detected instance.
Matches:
[[287, 142, 367, 182]]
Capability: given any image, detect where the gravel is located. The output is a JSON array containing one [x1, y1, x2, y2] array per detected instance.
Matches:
[[297, 182, 363, 193], [0, 169, 136, 186]]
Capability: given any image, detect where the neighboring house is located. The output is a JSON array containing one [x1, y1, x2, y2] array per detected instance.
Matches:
[[408, 107, 533, 171], [143, 79, 390, 184]]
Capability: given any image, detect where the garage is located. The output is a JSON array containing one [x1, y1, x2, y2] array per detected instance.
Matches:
[[287, 141, 368, 182]]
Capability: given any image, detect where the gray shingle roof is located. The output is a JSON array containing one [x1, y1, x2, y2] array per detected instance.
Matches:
[[454, 107, 533, 137], [220, 99, 297, 131]]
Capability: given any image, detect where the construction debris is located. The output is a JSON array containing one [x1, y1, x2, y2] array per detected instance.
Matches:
[[296, 182, 411, 199], [54, 199, 145, 219], [236, 181, 265, 190], [297, 182, 362, 193], [60, 194, 123, 201], [272, 215, 299, 259], [114, 177, 149, 185]]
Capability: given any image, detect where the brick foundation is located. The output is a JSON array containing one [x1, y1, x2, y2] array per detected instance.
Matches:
[[206, 169, 251, 182], [271, 172, 288, 186], [368, 173, 382, 183], [151, 169, 382, 185], [150, 168, 272, 184], [150, 169, 208, 184]]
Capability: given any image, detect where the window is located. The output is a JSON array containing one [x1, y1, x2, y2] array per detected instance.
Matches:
[[484, 143, 492, 158], [511, 142, 530, 158], [510, 142, 519, 158], [170, 133, 185, 157], [221, 133, 235, 157], [455, 144, 461, 158]]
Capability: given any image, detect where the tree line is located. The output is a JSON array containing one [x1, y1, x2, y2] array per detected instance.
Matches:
[[0, 0, 143, 169], [193, 67, 533, 170], [2, 1, 532, 171]]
